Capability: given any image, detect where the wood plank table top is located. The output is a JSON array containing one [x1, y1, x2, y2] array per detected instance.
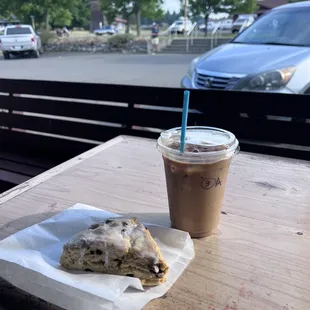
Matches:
[[0, 135, 310, 310]]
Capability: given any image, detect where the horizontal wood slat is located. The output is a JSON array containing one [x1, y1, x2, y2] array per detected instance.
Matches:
[[204, 117, 310, 146], [0, 79, 185, 107], [0, 180, 16, 192], [0, 113, 127, 142], [0, 78, 309, 118], [0, 151, 59, 169], [0, 113, 161, 142], [0, 96, 199, 130], [0, 78, 308, 168], [0, 96, 130, 125], [1, 110, 308, 147], [0, 169, 30, 185], [0, 129, 95, 161], [239, 141, 310, 161], [0, 159, 45, 177], [129, 108, 199, 129]]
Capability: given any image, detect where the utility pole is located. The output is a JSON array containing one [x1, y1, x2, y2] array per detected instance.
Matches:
[[30, 15, 35, 30], [184, 0, 188, 34], [205, 0, 209, 36]]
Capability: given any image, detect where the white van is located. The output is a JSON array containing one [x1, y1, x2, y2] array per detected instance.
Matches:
[[220, 19, 233, 31], [170, 19, 193, 34]]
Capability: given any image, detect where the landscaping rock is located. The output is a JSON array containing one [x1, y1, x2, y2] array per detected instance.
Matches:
[[44, 37, 148, 54]]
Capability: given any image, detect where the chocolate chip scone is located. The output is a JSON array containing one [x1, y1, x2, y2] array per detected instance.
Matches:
[[60, 218, 168, 286]]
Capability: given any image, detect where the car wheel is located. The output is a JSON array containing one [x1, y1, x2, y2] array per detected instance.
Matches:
[[3, 52, 10, 60]]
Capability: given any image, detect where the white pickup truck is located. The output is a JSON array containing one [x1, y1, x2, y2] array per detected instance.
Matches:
[[0, 25, 43, 59]]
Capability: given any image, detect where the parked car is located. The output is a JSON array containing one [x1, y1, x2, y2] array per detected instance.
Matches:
[[232, 15, 255, 33], [170, 20, 193, 34], [94, 25, 118, 36], [141, 24, 153, 30], [0, 24, 42, 59], [199, 21, 215, 32], [220, 19, 233, 31], [181, 1, 310, 95]]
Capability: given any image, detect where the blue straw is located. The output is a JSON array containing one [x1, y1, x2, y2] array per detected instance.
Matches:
[[180, 90, 190, 153]]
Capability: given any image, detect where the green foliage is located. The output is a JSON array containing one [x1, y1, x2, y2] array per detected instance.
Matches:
[[39, 29, 56, 45], [71, 0, 90, 29], [107, 33, 135, 48], [51, 8, 73, 26], [100, 0, 163, 35], [185, 0, 259, 18], [230, 0, 258, 14], [100, 0, 132, 24], [188, 0, 232, 18], [140, 0, 164, 20], [161, 11, 181, 24], [1, 0, 89, 29]]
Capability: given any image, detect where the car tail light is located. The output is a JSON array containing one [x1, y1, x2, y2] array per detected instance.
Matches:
[[31, 37, 35, 42]]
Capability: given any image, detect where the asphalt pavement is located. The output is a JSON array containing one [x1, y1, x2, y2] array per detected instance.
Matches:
[[0, 53, 197, 87]]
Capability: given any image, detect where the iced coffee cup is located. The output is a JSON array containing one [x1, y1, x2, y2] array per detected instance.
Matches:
[[157, 126, 239, 238]]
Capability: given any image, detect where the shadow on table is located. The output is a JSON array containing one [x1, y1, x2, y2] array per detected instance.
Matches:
[[0, 211, 59, 240]]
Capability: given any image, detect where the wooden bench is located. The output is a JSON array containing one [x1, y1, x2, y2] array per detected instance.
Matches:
[[0, 78, 309, 192]]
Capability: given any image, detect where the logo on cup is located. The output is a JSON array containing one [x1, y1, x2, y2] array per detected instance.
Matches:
[[201, 177, 222, 190]]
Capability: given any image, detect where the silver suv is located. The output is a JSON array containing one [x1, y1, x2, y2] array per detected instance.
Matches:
[[181, 1, 310, 94]]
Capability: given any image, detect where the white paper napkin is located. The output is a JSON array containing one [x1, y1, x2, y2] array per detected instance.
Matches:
[[0, 203, 195, 310]]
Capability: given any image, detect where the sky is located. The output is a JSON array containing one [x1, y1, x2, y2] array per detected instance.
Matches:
[[162, 0, 228, 19], [163, 0, 181, 13]]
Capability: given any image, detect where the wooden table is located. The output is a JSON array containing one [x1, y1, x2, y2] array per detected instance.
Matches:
[[0, 135, 310, 310]]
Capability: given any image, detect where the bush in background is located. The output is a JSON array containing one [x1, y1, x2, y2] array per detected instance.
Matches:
[[39, 30, 56, 46], [107, 34, 135, 48]]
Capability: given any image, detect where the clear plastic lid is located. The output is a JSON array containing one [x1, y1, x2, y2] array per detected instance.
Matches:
[[157, 126, 239, 164]]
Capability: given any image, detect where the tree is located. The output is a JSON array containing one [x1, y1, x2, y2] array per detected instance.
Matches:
[[231, 0, 258, 14], [186, 0, 242, 33], [135, 0, 164, 36], [162, 11, 181, 25], [0, 0, 15, 18], [100, 0, 163, 36], [2, 0, 88, 29], [100, 0, 134, 33], [38, 0, 85, 29], [71, 0, 91, 29]]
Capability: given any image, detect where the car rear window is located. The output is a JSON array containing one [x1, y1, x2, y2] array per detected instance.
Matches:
[[6, 27, 31, 35]]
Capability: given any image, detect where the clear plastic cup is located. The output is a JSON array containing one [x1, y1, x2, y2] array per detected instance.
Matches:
[[157, 126, 239, 238]]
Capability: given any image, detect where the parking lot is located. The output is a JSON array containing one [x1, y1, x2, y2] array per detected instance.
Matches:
[[0, 53, 197, 87]]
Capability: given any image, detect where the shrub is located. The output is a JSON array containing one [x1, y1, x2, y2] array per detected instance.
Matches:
[[39, 30, 56, 46], [107, 34, 135, 48]]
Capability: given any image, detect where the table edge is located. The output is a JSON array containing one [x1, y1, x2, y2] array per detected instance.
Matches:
[[0, 135, 125, 206]]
